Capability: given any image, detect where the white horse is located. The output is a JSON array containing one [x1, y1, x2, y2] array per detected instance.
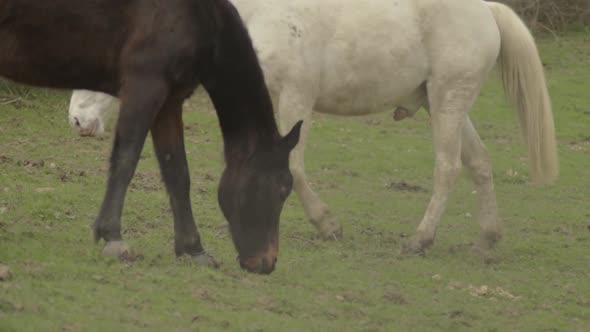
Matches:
[[68, 0, 558, 256], [69, 90, 119, 136]]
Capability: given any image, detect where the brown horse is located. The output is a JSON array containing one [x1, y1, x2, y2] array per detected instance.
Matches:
[[0, 0, 302, 274]]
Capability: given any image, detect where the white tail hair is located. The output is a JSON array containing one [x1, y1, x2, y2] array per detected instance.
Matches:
[[487, 2, 559, 184]]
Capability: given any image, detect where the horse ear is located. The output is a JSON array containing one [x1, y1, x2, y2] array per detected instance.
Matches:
[[282, 120, 303, 151]]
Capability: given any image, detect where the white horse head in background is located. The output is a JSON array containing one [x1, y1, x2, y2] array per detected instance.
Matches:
[[68, 0, 559, 259], [68, 90, 119, 136]]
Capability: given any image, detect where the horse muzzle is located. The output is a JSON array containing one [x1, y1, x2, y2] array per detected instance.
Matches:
[[239, 245, 278, 274]]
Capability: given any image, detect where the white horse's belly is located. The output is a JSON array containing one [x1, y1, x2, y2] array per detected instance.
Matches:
[[313, 0, 429, 115], [314, 53, 428, 115]]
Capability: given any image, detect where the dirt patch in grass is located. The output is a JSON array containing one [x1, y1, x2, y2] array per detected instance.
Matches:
[[129, 171, 163, 192], [385, 180, 427, 193], [0, 264, 12, 281]]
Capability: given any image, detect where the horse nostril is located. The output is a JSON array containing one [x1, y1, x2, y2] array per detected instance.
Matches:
[[239, 255, 276, 274], [260, 259, 270, 274], [259, 257, 276, 274], [74, 117, 81, 127]]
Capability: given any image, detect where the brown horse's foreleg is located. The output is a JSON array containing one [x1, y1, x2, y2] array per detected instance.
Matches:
[[93, 77, 168, 257], [150, 98, 218, 267]]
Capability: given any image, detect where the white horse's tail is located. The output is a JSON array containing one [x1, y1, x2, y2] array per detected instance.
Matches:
[[487, 2, 558, 184]]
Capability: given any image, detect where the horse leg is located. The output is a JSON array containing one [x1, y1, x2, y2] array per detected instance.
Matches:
[[150, 97, 218, 267], [402, 79, 481, 255], [276, 88, 342, 240], [460, 115, 501, 259], [93, 77, 168, 257]]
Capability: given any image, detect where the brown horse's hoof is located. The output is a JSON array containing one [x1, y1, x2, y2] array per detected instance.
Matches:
[[102, 241, 131, 258], [192, 252, 220, 268]]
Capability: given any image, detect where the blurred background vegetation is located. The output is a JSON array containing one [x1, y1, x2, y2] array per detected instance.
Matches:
[[495, 0, 590, 33]]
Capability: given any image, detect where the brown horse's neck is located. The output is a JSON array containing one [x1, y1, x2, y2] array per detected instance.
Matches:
[[202, 0, 280, 165]]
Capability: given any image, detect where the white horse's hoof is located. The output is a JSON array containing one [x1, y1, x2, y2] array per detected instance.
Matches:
[[192, 252, 220, 268], [400, 236, 432, 256], [102, 241, 131, 258], [313, 210, 343, 240], [318, 220, 343, 241], [472, 231, 502, 264], [477, 230, 502, 251], [471, 244, 499, 264]]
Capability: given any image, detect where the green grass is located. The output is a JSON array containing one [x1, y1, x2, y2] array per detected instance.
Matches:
[[1, 32, 589, 332]]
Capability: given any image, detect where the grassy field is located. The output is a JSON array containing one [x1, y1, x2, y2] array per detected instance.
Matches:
[[1, 32, 589, 331]]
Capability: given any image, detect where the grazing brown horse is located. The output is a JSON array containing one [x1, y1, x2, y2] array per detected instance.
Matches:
[[0, 0, 302, 274]]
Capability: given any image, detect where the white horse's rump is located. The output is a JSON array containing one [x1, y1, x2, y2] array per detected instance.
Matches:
[[68, 0, 558, 256]]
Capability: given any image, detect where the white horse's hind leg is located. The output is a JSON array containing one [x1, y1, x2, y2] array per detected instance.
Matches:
[[461, 115, 501, 256], [276, 88, 343, 240], [402, 79, 481, 255]]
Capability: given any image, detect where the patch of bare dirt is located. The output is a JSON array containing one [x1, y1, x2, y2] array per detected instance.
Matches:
[[0, 204, 6, 216], [34, 187, 55, 193], [365, 119, 382, 126], [120, 250, 144, 264], [342, 170, 360, 177], [192, 287, 213, 301], [61, 324, 79, 332], [50, 166, 87, 183], [18, 159, 45, 167], [569, 136, 590, 152], [0, 298, 23, 313], [10, 158, 90, 183], [0, 264, 12, 281], [255, 296, 280, 312], [21, 260, 44, 276], [447, 281, 521, 301], [385, 181, 427, 193], [104, 247, 144, 264], [129, 172, 163, 192], [482, 134, 513, 144], [499, 168, 527, 185], [203, 173, 216, 182], [122, 226, 148, 238], [383, 288, 408, 305], [360, 226, 400, 246], [447, 242, 474, 255]]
